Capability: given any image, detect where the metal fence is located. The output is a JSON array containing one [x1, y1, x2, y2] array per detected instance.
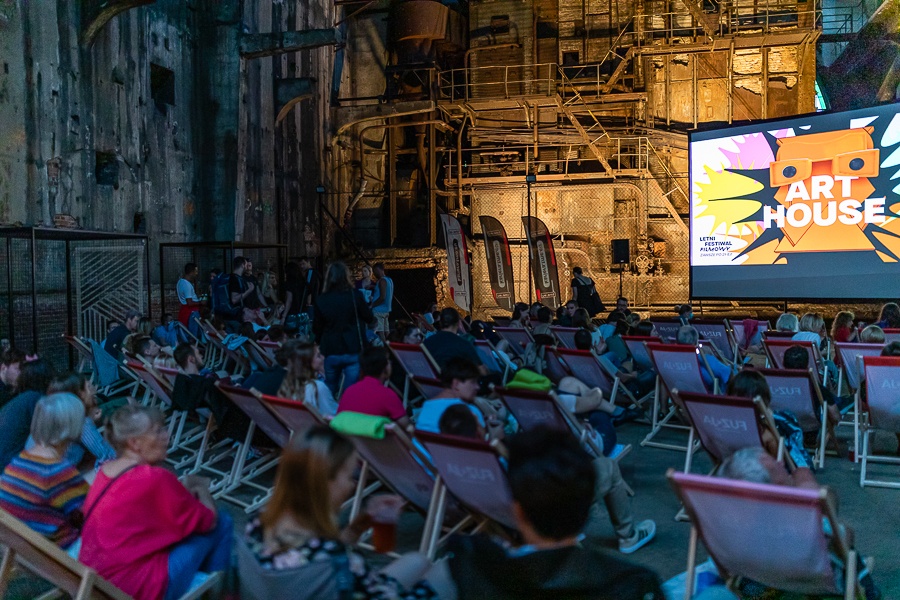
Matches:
[[0, 228, 150, 369]]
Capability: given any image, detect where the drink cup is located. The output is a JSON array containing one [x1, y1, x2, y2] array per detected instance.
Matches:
[[369, 499, 400, 554]]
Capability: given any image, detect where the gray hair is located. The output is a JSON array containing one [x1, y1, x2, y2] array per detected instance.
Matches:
[[776, 313, 799, 333], [676, 325, 699, 346], [105, 404, 165, 453], [716, 447, 771, 484], [30, 393, 84, 447], [798, 312, 824, 334]]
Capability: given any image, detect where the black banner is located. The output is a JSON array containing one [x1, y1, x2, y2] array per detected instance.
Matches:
[[522, 216, 561, 309], [479, 216, 516, 311]]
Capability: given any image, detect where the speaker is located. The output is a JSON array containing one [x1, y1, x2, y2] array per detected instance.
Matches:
[[612, 239, 630, 265]]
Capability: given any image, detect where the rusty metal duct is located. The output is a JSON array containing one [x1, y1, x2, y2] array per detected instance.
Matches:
[[389, 1, 466, 65]]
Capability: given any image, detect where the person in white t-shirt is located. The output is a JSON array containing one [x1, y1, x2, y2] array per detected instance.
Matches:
[[176, 262, 203, 338]]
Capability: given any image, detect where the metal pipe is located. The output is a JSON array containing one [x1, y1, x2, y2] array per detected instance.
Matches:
[[30, 229, 37, 354], [456, 113, 469, 212], [65, 240, 73, 369], [6, 237, 13, 347]]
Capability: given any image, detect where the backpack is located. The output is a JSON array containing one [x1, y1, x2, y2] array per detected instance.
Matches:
[[211, 273, 242, 319]]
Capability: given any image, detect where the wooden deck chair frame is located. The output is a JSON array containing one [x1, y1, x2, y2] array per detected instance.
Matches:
[[201, 319, 251, 377], [174, 319, 200, 345], [764, 339, 829, 386], [693, 319, 736, 366], [835, 342, 884, 462], [641, 342, 715, 453], [860, 356, 900, 489], [554, 348, 621, 403], [61, 334, 94, 375], [245, 338, 276, 370], [387, 343, 440, 404], [414, 431, 517, 536], [213, 383, 284, 512], [492, 326, 534, 358], [667, 470, 861, 600], [193, 317, 224, 369], [757, 367, 829, 469]]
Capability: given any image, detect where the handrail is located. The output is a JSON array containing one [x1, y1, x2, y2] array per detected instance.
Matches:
[[646, 141, 689, 207]]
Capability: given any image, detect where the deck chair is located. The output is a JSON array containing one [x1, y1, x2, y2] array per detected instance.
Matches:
[[493, 326, 534, 358], [758, 367, 829, 469], [89, 340, 140, 397], [727, 319, 768, 356], [642, 343, 713, 452], [342, 423, 473, 558], [668, 471, 863, 600], [213, 383, 284, 512], [542, 347, 573, 385], [388, 343, 440, 403], [860, 356, 900, 489], [650, 320, 681, 343], [675, 391, 787, 473], [415, 431, 517, 531], [550, 326, 579, 349], [200, 320, 251, 376], [256, 392, 327, 439], [61, 334, 94, 375], [554, 348, 619, 401], [410, 376, 444, 400], [835, 342, 884, 461], [245, 338, 276, 370], [473, 339, 507, 379], [621, 335, 660, 373], [174, 320, 200, 345], [693, 320, 736, 365], [882, 328, 900, 343], [764, 339, 828, 385]]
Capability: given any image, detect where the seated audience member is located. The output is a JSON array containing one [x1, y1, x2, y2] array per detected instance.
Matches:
[[782, 345, 846, 415], [242, 427, 443, 597], [153, 314, 180, 349], [130, 335, 175, 369], [633, 320, 656, 338], [0, 358, 57, 470], [337, 347, 408, 425], [80, 405, 232, 600], [415, 359, 498, 436], [438, 403, 486, 439], [240, 340, 291, 395], [792, 313, 826, 347], [25, 373, 116, 468], [675, 304, 693, 325], [573, 308, 604, 351], [104, 309, 141, 357], [0, 393, 89, 549], [598, 310, 625, 340], [831, 310, 858, 345], [263, 324, 286, 344], [0, 347, 25, 407], [614, 296, 632, 317], [422, 308, 486, 375], [875, 302, 900, 330], [510, 302, 531, 328], [276, 341, 338, 417], [171, 343, 221, 417], [860, 325, 885, 344], [558, 300, 578, 327], [775, 312, 799, 333], [716, 447, 880, 600], [531, 306, 555, 345], [420, 360, 656, 554], [677, 325, 734, 391], [445, 428, 663, 599]]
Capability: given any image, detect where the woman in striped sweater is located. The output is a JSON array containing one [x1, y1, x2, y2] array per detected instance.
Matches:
[[0, 393, 89, 549]]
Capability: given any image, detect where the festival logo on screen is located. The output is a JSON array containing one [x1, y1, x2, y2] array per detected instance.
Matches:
[[691, 109, 900, 266]]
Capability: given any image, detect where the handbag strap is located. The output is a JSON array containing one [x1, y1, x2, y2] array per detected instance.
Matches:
[[82, 463, 141, 525], [350, 290, 365, 350]]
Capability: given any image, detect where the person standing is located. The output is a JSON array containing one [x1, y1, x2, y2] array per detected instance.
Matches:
[[241, 259, 268, 324], [281, 261, 304, 334], [313, 262, 373, 395], [570, 267, 605, 317], [298, 257, 320, 317], [176, 263, 203, 337], [370, 262, 394, 339]]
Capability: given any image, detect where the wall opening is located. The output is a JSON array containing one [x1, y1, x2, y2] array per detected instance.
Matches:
[[150, 63, 175, 112]]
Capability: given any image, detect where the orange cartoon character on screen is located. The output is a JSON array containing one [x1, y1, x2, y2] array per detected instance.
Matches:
[[766, 127, 883, 254]]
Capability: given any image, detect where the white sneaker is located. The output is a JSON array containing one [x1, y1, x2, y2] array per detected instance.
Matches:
[[619, 519, 656, 554]]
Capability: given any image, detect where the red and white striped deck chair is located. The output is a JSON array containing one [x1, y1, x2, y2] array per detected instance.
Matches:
[[758, 367, 829, 469], [674, 391, 787, 474], [550, 326, 579, 349], [694, 320, 736, 365], [650, 320, 681, 344], [668, 471, 863, 600], [642, 343, 712, 452], [493, 326, 534, 358], [342, 423, 472, 559], [835, 342, 884, 461], [194, 317, 225, 368], [415, 431, 517, 532], [388, 343, 440, 403], [882, 328, 900, 344], [860, 357, 900, 489], [213, 383, 285, 512]]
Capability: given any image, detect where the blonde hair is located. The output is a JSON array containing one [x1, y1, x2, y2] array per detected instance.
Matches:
[[860, 325, 885, 344], [831, 311, 855, 339], [276, 341, 317, 400], [798, 313, 825, 335], [260, 427, 355, 539]]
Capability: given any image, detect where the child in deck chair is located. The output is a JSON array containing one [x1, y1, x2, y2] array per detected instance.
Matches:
[[444, 427, 663, 599], [717, 447, 881, 600]]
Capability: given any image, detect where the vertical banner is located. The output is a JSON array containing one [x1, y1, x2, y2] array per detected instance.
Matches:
[[440, 214, 472, 312], [522, 216, 561, 309], [479, 216, 516, 311]]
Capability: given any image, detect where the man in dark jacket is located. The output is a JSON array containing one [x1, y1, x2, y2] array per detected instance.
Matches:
[[446, 427, 663, 600]]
